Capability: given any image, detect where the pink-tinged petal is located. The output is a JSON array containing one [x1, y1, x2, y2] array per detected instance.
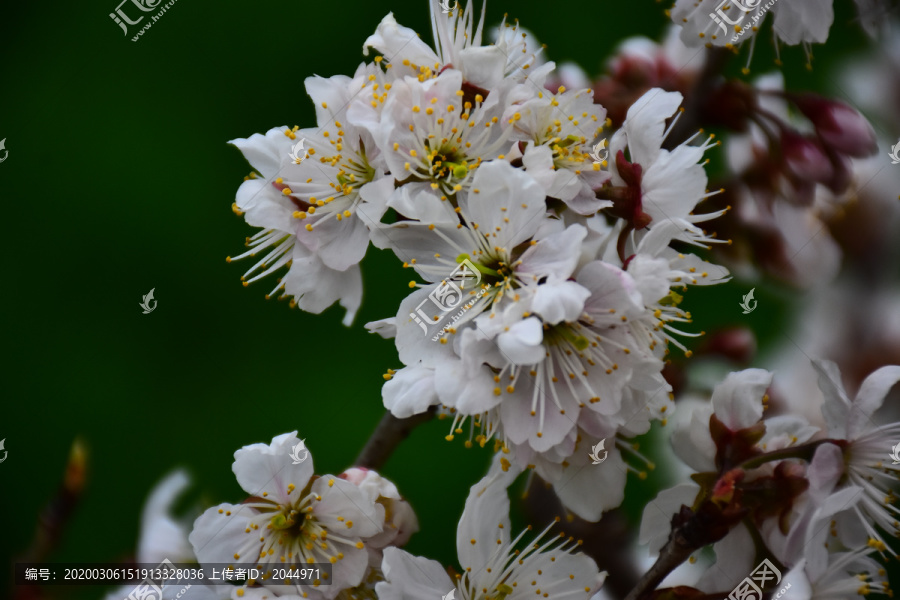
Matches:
[[710, 369, 773, 430], [232, 432, 313, 501]]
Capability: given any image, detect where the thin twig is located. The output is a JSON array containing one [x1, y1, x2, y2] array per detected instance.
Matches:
[[354, 407, 437, 470], [623, 529, 697, 600]]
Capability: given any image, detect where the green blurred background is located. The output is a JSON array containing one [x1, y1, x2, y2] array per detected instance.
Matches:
[[0, 0, 884, 597]]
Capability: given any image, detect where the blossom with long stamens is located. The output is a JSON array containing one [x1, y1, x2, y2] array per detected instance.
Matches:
[[811, 359, 900, 555], [374, 456, 605, 600], [370, 159, 575, 365], [363, 0, 554, 91], [356, 68, 519, 218], [602, 88, 724, 251], [189, 432, 402, 599], [510, 85, 613, 214], [227, 62, 400, 325]]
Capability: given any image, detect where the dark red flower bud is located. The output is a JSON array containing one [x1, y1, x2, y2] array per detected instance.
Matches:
[[793, 95, 878, 158], [780, 130, 833, 184]]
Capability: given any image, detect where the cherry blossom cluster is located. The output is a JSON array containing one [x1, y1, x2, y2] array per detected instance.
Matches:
[[179, 1, 898, 600]]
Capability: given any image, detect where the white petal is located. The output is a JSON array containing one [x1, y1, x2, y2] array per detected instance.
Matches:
[[849, 365, 900, 438], [623, 89, 683, 167], [377, 548, 454, 599], [497, 317, 546, 365], [771, 0, 833, 45], [460, 161, 547, 249], [517, 224, 588, 283], [710, 369, 773, 430], [188, 502, 253, 566], [362, 13, 440, 66], [138, 470, 194, 564], [531, 280, 591, 325], [670, 405, 716, 472], [639, 483, 700, 554], [232, 431, 313, 501], [312, 477, 384, 538], [382, 365, 439, 418], [456, 455, 518, 571], [552, 447, 626, 521], [811, 359, 851, 438]]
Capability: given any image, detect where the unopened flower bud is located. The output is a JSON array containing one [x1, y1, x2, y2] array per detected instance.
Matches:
[[793, 95, 878, 157], [780, 130, 833, 184]]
